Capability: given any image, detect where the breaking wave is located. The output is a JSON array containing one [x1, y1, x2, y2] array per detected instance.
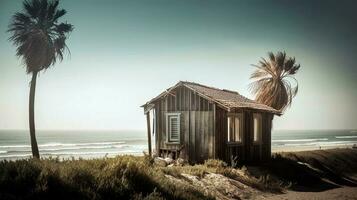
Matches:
[[273, 138, 328, 142], [335, 136, 357, 139], [0, 141, 126, 149]]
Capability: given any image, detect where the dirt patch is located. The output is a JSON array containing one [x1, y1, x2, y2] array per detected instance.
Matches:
[[166, 172, 265, 200]]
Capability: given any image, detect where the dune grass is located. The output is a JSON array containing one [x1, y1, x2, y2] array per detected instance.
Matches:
[[0, 155, 283, 200], [0, 156, 213, 200], [1, 148, 356, 199]]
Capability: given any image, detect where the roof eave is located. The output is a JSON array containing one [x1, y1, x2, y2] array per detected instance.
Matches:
[[182, 83, 231, 111], [141, 81, 284, 115], [228, 106, 282, 115]]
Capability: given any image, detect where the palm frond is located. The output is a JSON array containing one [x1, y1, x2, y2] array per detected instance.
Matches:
[[249, 51, 300, 113], [292, 85, 298, 97], [38, 0, 48, 23], [275, 51, 286, 76], [53, 36, 67, 61], [53, 9, 66, 22], [23, 0, 41, 18], [268, 52, 275, 63], [47, 0, 59, 21], [55, 23, 73, 35], [8, 0, 73, 74]]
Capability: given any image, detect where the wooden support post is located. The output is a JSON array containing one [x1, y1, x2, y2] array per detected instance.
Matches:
[[213, 103, 216, 159], [146, 112, 152, 156]]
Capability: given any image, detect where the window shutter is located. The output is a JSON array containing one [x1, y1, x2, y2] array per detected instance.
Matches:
[[166, 113, 180, 143], [170, 116, 179, 141]]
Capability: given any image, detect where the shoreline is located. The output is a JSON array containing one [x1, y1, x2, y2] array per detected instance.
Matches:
[[1, 129, 356, 160], [272, 144, 357, 152], [1, 145, 356, 161]]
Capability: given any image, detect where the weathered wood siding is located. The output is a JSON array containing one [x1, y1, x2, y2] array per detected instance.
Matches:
[[215, 106, 227, 160], [249, 112, 273, 162], [152, 85, 273, 163], [188, 111, 214, 163], [153, 86, 214, 163], [215, 108, 273, 163]]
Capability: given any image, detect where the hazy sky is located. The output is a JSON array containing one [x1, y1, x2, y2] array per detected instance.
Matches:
[[0, 0, 356, 131]]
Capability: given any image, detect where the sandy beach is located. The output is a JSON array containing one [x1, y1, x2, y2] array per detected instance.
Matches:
[[272, 144, 357, 153], [263, 186, 357, 200], [264, 148, 357, 200]]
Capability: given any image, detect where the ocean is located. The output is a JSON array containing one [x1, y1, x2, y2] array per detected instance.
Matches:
[[0, 130, 147, 160], [0, 129, 356, 160], [272, 129, 357, 152]]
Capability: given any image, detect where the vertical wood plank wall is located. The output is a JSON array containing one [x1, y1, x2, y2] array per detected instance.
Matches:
[[215, 106, 227, 160], [154, 86, 214, 163]]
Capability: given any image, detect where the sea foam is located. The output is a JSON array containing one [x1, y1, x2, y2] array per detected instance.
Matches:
[[273, 138, 328, 142], [335, 136, 357, 139]]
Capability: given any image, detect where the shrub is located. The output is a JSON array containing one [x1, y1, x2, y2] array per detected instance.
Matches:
[[204, 159, 227, 168]]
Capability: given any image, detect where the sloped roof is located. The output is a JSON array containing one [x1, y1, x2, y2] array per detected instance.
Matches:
[[143, 81, 281, 115]]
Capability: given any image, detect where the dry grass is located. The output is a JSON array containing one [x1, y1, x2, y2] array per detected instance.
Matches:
[[0, 156, 213, 200], [1, 148, 356, 199]]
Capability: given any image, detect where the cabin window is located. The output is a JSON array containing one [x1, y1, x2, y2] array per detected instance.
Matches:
[[166, 113, 180, 143], [227, 113, 243, 143], [253, 113, 262, 143]]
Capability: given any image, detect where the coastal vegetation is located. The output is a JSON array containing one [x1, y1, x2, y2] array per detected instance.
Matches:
[[250, 51, 300, 112], [0, 148, 356, 200], [7, 0, 73, 158]]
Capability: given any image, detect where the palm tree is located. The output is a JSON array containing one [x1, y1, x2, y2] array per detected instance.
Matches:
[[8, 0, 73, 158], [249, 51, 300, 112]]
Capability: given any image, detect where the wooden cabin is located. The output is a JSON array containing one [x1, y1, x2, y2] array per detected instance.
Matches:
[[142, 81, 281, 163]]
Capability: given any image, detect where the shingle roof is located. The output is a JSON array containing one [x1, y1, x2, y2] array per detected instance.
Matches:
[[144, 81, 281, 115]]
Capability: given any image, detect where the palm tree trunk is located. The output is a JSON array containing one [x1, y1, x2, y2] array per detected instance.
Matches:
[[29, 71, 40, 159]]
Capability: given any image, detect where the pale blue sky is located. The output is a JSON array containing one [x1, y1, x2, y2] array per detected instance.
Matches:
[[0, 0, 356, 130]]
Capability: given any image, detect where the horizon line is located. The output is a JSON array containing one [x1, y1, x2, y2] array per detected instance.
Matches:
[[0, 128, 356, 132]]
